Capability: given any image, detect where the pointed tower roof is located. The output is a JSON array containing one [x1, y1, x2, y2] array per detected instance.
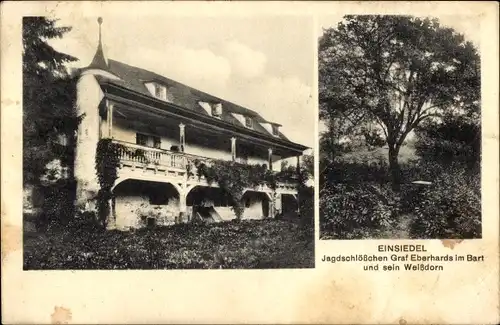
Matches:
[[88, 17, 108, 69]]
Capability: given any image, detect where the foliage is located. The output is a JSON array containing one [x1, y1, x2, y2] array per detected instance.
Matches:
[[194, 160, 270, 218], [320, 182, 400, 239], [23, 219, 314, 269], [36, 180, 77, 231], [94, 140, 155, 226], [414, 116, 480, 168], [193, 159, 305, 219], [298, 186, 314, 224], [94, 139, 125, 227], [23, 17, 79, 185], [408, 163, 481, 239], [320, 160, 481, 239], [322, 160, 390, 186], [319, 15, 480, 187], [301, 154, 314, 179]]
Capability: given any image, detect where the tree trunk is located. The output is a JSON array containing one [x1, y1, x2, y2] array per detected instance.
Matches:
[[388, 146, 401, 191]]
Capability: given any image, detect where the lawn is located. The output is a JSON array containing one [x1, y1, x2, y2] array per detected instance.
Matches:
[[23, 219, 314, 270]]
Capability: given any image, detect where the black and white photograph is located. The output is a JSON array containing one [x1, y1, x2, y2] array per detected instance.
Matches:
[[319, 15, 481, 240], [2, 2, 499, 324], [22, 15, 315, 269]]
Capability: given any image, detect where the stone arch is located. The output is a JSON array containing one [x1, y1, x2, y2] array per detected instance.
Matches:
[[112, 179, 182, 229], [241, 190, 271, 219], [112, 176, 183, 195], [244, 189, 273, 201], [186, 185, 229, 206], [112, 176, 130, 191]]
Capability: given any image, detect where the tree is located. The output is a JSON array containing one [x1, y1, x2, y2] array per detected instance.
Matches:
[[301, 154, 314, 180], [23, 17, 78, 185], [414, 115, 480, 168], [319, 15, 480, 189]]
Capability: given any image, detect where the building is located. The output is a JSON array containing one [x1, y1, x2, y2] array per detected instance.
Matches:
[[74, 18, 309, 230]]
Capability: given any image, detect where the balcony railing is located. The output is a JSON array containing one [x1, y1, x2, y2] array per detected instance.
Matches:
[[114, 140, 205, 170], [117, 141, 187, 169], [113, 140, 299, 189]]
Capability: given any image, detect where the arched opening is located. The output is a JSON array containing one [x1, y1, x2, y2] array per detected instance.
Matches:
[[241, 191, 271, 219], [113, 179, 180, 229], [186, 186, 234, 222]]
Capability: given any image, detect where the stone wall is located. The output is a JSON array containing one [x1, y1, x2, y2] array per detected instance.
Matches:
[[113, 180, 180, 230], [242, 192, 269, 219], [74, 74, 104, 207]]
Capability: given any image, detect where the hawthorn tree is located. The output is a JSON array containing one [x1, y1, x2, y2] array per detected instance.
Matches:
[[319, 15, 480, 188], [23, 17, 78, 185], [414, 115, 480, 168]]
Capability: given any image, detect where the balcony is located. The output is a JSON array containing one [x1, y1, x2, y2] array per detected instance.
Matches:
[[113, 140, 299, 194]]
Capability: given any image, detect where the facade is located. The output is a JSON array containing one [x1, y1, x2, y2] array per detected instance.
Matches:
[[75, 19, 308, 230]]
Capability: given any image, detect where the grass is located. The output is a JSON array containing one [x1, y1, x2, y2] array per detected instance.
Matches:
[[23, 219, 314, 270]]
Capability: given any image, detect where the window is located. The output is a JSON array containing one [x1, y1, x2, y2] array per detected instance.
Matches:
[[153, 137, 161, 149], [272, 125, 279, 136], [211, 103, 222, 118], [154, 84, 163, 98], [245, 116, 253, 128], [136, 133, 148, 146], [153, 83, 167, 100], [136, 133, 161, 149]]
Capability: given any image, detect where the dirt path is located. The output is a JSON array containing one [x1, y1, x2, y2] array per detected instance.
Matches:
[[377, 214, 412, 239]]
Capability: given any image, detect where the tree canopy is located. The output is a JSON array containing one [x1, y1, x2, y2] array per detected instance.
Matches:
[[319, 15, 480, 186], [23, 17, 78, 184]]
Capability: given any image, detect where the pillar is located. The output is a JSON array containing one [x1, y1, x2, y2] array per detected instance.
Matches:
[[274, 193, 282, 217], [107, 100, 114, 138], [106, 197, 116, 230], [231, 137, 237, 161], [178, 190, 187, 223], [179, 123, 185, 152], [269, 191, 276, 218], [268, 148, 273, 170]]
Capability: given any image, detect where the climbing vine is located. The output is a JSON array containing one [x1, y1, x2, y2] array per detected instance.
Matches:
[[95, 139, 124, 226], [95, 140, 157, 226], [191, 159, 303, 219]]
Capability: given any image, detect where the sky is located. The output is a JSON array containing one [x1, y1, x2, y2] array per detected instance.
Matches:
[[48, 14, 315, 150]]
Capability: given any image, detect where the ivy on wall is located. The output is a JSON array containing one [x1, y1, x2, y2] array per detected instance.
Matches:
[[94, 139, 125, 226], [94, 140, 159, 226], [94, 140, 308, 224], [192, 159, 304, 219]]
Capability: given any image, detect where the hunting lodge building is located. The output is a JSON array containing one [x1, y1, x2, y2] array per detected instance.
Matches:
[[74, 19, 308, 230]]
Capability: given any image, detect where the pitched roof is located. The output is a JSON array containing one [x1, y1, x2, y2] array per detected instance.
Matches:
[[95, 59, 293, 142]]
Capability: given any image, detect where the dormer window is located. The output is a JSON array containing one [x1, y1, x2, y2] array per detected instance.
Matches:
[[245, 116, 253, 128], [199, 101, 223, 118], [145, 81, 168, 101], [272, 125, 279, 136], [211, 103, 223, 118]]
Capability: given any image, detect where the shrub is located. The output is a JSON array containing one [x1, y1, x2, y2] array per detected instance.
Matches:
[[298, 186, 314, 225], [414, 118, 480, 168], [36, 181, 76, 230], [320, 182, 399, 239], [23, 219, 314, 269], [321, 159, 389, 185], [409, 163, 481, 239]]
